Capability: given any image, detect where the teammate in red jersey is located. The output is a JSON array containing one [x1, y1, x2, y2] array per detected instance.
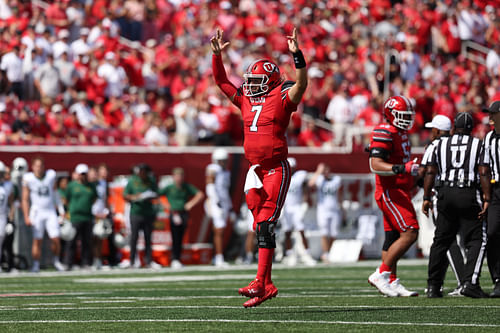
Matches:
[[211, 27, 307, 307], [367, 96, 420, 297]]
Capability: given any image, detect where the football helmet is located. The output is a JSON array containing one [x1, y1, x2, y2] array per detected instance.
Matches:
[[212, 148, 229, 163], [383, 96, 415, 130], [60, 219, 77, 241], [12, 157, 27, 172], [93, 218, 113, 239], [242, 59, 283, 97], [113, 233, 127, 249]]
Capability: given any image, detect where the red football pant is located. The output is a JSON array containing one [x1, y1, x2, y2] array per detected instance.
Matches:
[[246, 160, 291, 230], [376, 188, 419, 233]]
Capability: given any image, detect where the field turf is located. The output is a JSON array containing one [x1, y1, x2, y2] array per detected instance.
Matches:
[[0, 259, 498, 332]]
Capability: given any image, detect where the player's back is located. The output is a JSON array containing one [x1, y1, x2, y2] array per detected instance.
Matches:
[[235, 81, 298, 166]]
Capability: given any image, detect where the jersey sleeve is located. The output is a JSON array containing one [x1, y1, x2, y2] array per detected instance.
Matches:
[[232, 87, 243, 109], [421, 141, 437, 167], [479, 132, 492, 166], [281, 81, 298, 113], [369, 126, 393, 159], [123, 178, 133, 196], [315, 174, 325, 188], [332, 176, 342, 192], [187, 183, 199, 196], [206, 164, 220, 176], [21, 173, 30, 187]]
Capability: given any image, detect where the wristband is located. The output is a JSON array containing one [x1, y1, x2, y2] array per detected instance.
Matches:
[[392, 164, 405, 174], [484, 199, 491, 203], [423, 196, 432, 201], [292, 50, 306, 69]]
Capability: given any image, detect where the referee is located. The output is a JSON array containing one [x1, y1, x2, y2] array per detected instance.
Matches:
[[421, 115, 466, 296], [480, 100, 500, 298], [422, 112, 488, 298]]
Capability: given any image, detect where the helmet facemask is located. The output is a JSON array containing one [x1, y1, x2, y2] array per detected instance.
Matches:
[[243, 73, 269, 97], [392, 108, 415, 130]]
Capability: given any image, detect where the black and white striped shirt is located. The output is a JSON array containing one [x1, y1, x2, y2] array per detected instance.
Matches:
[[421, 138, 442, 167], [481, 130, 500, 182], [428, 134, 482, 184]]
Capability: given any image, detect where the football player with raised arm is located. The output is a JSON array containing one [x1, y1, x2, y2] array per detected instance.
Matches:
[[367, 96, 420, 297], [211, 27, 307, 307]]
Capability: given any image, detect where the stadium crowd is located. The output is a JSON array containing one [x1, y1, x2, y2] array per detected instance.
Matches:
[[0, 0, 498, 148]]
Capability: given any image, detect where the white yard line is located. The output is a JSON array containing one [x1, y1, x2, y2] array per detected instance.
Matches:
[[0, 319, 497, 328], [3, 305, 500, 311], [0, 259, 430, 279], [74, 274, 255, 284]]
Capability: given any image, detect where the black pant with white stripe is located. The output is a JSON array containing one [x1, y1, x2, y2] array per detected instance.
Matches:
[[487, 186, 500, 283], [428, 186, 486, 288]]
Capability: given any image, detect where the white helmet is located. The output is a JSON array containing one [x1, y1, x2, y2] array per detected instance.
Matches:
[[12, 157, 28, 172], [287, 157, 297, 169], [60, 219, 77, 241], [113, 233, 127, 248], [0, 161, 6, 173], [212, 148, 229, 163], [4, 222, 14, 236], [93, 218, 113, 239]]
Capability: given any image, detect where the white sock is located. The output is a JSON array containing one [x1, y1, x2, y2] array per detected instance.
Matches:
[[215, 254, 224, 263], [33, 260, 40, 270]]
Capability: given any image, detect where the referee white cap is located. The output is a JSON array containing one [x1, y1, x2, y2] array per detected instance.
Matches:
[[425, 115, 451, 131]]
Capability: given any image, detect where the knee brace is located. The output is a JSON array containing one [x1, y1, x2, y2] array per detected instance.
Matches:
[[382, 230, 400, 251], [256, 222, 276, 249]]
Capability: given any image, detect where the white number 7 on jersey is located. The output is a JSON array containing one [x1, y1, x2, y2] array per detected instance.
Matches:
[[250, 105, 263, 132]]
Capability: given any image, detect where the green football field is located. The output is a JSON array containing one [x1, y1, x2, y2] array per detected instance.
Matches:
[[0, 259, 498, 332]]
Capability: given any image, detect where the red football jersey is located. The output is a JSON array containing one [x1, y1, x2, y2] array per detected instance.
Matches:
[[232, 81, 297, 166], [370, 123, 413, 195]]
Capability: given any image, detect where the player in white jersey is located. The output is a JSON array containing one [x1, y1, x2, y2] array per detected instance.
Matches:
[[22, 157, 65, 272], [205, 148, 233, 267], [0, 161, 14, 270], [280, 157, 316, 266], [309, 163, 342, 263]]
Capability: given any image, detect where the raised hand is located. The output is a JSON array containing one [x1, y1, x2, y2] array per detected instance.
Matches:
[[210, 28, 230, 55], [287, 27, 299, 53]]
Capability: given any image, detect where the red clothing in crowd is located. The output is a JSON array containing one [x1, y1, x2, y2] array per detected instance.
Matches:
[[441, 19, 461, 54], [103, 101, 124, 128]]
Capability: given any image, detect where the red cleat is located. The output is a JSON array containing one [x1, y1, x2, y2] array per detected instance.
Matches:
[[243, 283, 278, 308], [239, 279, 265, 298]]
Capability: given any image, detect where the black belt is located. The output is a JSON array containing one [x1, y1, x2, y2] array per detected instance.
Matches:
[[436, 180, 478, 188]]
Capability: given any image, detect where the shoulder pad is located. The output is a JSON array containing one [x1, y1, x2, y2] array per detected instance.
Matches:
[[281, 81, 295, 92], [374, 123, 397, 133]]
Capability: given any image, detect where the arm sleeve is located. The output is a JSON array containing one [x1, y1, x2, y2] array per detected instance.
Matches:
[[421, 141, 437, 167], [123, 180, 132, 197], [281, 81, 298, 113], [187, 184, 199, 196], [479, 133, 491, 166], [212, 54, 238, 100], [369, 127, 393, 160], [206, 183, 218, 201]]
